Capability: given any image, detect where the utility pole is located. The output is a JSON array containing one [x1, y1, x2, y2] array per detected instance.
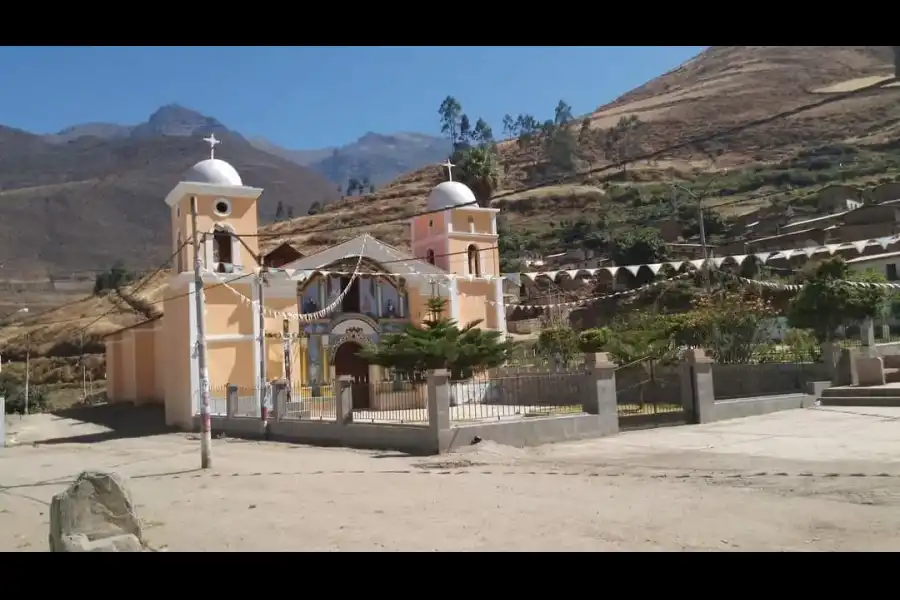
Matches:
[[80, 330, 86, 400], [190, 196, 212, 469], [24, 333, 30, 415], [257, 271, 268, 422]]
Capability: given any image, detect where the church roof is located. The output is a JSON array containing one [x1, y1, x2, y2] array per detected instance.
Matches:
[[283, 234, 446, 280]]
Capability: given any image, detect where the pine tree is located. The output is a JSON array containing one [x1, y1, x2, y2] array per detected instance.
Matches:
[[274, 201, 285, 221], [360, 297, 516, 379]]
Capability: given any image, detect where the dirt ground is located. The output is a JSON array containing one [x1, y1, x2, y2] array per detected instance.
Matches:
[[3, 405, 900, 551]]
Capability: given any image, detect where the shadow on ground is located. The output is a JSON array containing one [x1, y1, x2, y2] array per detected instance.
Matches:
[[33, 403, 173, 445]]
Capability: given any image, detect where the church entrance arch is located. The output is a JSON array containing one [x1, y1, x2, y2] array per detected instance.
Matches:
[[333, 341, 370, 409]]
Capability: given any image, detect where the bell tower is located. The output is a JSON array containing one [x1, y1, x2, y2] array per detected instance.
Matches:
[[409, 161, 504, 333]]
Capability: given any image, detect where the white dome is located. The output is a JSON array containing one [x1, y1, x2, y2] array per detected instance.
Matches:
[[426, 181, 477, 211], [183, 158, 243, 187]]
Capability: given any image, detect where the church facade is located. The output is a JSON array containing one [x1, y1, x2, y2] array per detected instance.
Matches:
[[103, 144, 505, 429]]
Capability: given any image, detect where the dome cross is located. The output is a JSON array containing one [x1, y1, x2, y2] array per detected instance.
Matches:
[[442, 159, 455, 182], [203, 134, 221, 160]]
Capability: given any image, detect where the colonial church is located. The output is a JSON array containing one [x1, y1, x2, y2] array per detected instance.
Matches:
[[103, 139, 506, 429]]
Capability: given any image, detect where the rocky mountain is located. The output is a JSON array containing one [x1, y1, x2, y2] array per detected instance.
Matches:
[[0, 109, 340, 277], [250, 131, 451, 188]]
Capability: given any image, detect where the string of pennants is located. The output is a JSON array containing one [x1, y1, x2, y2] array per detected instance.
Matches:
[[207, 237, 370, 322], [733, 274, 900, 292], [505, 271, 695, 310], [256, 233, 900, 285]]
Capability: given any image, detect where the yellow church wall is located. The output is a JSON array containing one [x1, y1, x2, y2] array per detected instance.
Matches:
[[207, 342, 256, 392], [263, 298, 297, 333], [132, 327, 158, 405], [457, 279, 493, 328], [103, 338, 122, 403], [447, 238, 499, 278], [119, 333, 136, 403], [204, 283, 254, 336], [163, 291, 193, 429], [412, 212, 446, 242], [407, 287, 429, 325], [153, 319, 167, 402], [450, 210, 493, 234]]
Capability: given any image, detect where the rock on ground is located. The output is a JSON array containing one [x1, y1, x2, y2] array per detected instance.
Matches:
[[49, 471, 144, 552]]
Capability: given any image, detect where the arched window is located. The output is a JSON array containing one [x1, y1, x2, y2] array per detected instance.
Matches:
[[426, 249, 436, 265], [468, 215, 475, 233], [467, 244, 481, 277], [213, 226, 234, 272]]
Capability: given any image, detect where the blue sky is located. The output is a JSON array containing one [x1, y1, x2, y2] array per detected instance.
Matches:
[[0, 46, 706, 150]]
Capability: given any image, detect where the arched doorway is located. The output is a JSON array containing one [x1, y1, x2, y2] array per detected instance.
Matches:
[[333, 341, 370, 408]]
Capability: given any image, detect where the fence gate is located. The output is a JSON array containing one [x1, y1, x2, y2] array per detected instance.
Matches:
[[348, 374, 371, 409], [615, 358, 685, 430]]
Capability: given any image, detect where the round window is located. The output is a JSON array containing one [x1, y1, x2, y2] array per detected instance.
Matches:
[[213, 198, 232, 217]]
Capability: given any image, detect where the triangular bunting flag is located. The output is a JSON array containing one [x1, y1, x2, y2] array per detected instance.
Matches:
[[733, 255, 748, 267], [647, 263, 663, 275], [853, 241, 868, 254], [825, 244, 841, 255], [878, 236, 893, 249], [666, 261, 685, 272], [625, 265, 642, 276], [754, 253, 771, 264], [712, 257, 728, 268], [604, 267, 619, 277], [804, 247, 818, 258], [690, 259, 705, 269]]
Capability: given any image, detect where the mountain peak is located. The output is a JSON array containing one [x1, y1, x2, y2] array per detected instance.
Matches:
[[131, 104, 235, 139]]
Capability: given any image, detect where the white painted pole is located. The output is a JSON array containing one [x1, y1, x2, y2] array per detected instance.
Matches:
[[190, 196, 212, 469]]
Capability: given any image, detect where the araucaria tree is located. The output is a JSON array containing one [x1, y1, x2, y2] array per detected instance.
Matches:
[[359, 297, 517, 380]]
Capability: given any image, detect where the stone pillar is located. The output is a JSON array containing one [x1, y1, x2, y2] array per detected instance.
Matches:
[[226, 384, 238, 419], [861, 317, 877, 358], [427, 369, 451, 434], [271, 379, 288, 421], [584, 352, 619, 435], [821, 341, 839, 379], [680, 348, 715, 424], [336, 375, 353, 425]]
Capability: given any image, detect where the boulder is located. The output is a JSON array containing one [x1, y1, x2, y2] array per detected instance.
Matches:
[[60, 533, 144, 552], [49, 471, 144, 552]]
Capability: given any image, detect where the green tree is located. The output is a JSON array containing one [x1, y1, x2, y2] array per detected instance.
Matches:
[[360, 297, 516, 379], [308, 201, 322, 216], [610, 228, 669, 266], [537, 326, 582, 367], [347, 177, 360, 196], [611, 115, 643, 173], [94, 260, 134, 295], [456, 145, 502, 207], [472, 118, 494, 145], [274, 201, 286, 221], [458, 114, 472, 149], [578, 328, 612, 352], [438, 96, 463, 148], [687, 290, 776, 364], [787, 258, 889, 342]]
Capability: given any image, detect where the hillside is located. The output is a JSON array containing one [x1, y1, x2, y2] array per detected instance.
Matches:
[[258, 46, 900, 259], [0, 108, 340, 277]]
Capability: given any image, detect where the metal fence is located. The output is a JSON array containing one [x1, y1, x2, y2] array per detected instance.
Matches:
[[351, 379, 429, 424], [449, 370, 588, 422], [614, 359, 684, 426], [712, 351, 827, 400], [281, 383, 336, 421]]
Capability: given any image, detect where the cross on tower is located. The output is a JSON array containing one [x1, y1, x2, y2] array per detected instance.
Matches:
[[442, 159, 455, 182], [203, 134, 221, 160]]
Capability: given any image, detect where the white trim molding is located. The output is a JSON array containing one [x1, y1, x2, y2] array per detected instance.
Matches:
[[164, 181, 263, 208], [251, 281, 262, 409], [207, 333, 255, 344], [493, 278, 507, 334], [448, 277, 459, 322]]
